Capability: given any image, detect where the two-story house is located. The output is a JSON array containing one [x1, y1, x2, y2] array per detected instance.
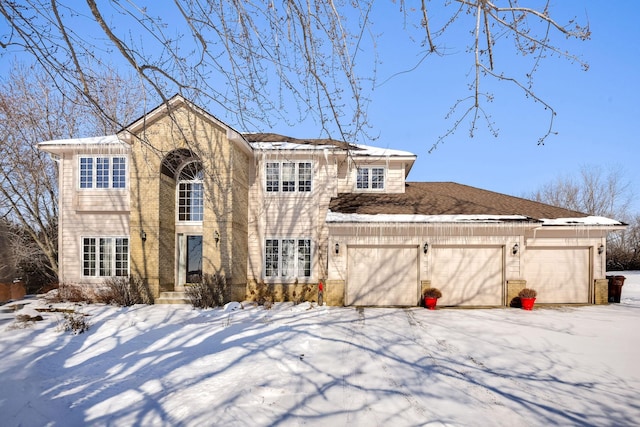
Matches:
[[39, 95, 625, 307]]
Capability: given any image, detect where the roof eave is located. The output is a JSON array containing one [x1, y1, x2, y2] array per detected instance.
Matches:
[[37, 135, 129, 154]]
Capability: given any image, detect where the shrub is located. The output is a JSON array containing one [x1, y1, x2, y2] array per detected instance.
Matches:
[[518, 288, 537, 299], [6, 313, 44, 330], [423, 288, 442, 299], [249, 280, 274, 309], [185, 273, 229, 309], [47, 283, 91, 303], [58, 312, 90, 335], [99, 276, 154, 306], [291, 283, 313, 305]]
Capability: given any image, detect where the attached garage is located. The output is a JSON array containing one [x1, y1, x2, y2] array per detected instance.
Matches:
[[524, 247, 591, 304], [327, 182, 625, 308], [431, 245, 504, 307], [346, 245, 419, 306]]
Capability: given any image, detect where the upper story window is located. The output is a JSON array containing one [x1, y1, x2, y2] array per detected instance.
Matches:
[[266, 161, 312, 193], [79, 156, 127, 189], [357, 167, 385, 190], [177, 161, 204, 222]]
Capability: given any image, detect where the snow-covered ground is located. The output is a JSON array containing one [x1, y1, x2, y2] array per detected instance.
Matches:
[[1, 272, 640, 427]]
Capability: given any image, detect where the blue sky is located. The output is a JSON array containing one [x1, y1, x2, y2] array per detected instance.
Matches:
[[267, 1, 638, 215], [1, 1, 637, 215], [357, 1, 639, 214]]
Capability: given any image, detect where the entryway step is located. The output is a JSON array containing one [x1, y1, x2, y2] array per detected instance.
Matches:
[[156, 291, 190, 304]]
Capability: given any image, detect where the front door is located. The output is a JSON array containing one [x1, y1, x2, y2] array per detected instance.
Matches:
[[177, 234, 203, 289]]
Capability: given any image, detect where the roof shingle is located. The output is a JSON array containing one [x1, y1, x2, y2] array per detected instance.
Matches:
[[329, 182, 588, 220], [243, 132, 357, 150]]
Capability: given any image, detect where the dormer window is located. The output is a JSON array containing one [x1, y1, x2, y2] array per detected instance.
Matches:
[[356, 167, 385, 190]]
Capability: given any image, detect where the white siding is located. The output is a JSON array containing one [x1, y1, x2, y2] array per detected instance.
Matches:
[[385, 166, 406, 193], [58, 152, 130, 284], [247, 152, 335, 282]]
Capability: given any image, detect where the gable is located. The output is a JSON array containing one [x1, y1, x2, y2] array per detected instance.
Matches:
[[121, 95, 251, 156]]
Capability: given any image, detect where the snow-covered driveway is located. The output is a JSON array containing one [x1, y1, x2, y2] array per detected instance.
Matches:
[[2, 272, 640, 426]]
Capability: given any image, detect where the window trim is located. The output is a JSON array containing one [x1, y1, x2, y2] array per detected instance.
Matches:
[[264, 237, 312, 279], [176, 161, 204, 223], [78, 155, 128, 190], [356, 166, 386, 191], [265, 161, 313, 193], [82, 236, 129, 278]]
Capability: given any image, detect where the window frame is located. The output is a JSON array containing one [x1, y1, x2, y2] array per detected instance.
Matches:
[[265, 161, 313, 193], [356, 166, 385, 191], [264, 238, 312, 279], [78, 155, 128, 190], [176, 162, 204, 223], [82, 236, 129, 278]]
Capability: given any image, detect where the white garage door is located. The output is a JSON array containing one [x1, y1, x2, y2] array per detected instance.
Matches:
[[525, 247, 590, 303], [431, 246, 503, 306], [347, 246, 419, 306]]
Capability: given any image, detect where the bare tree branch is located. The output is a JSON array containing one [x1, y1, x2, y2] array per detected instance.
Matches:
[[0, 63, 144, 281], [1, 1, 589, 149]]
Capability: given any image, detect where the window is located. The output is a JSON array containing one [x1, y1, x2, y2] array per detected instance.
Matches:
[[265, 239, 279, 277], [282, 163, 296, 192], [356, 168, 368, 189], [265, 162, 312, 193], [112, 157, 126, 188], [177, 162, 204, 222], [79, 156, 127, 189], [356, 167, 385, 190], [266, 163, 280, 192], [83, 237, 129, 277], [96, 158, 110, 188], [265, 238, 312, 278], [80, 158, 93, 189], [298, 163, 312, 192]]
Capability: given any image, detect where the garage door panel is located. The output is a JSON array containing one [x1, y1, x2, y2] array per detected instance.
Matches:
[[347, 246, 418, 306], [432, 246, 503, 306], [525, 248, 589, 303]]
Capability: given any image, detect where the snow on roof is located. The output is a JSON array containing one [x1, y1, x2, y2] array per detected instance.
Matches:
[[327, 212, 624, 226], [350, 143, 415, 157], [326, 211, 533, 223], [540, 216, 624, 226], [250, 142, 336, 151], [38, 135, 123, 146], [249, 141, 415, 157]]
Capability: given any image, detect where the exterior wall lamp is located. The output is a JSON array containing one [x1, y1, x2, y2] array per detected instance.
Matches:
[[335, 243, 340, 255], [423, 242, 429, 254], [140, 229, 147, 242], [598, 243, 605, 255], [512, 243, 519, 255]]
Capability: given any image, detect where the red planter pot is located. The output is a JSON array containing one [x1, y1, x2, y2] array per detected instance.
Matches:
[[424, 297, 438, 310], [521, 297, 536, 310]]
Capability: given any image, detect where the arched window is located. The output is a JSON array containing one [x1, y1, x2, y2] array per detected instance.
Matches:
[[177, 161, 204, 222]]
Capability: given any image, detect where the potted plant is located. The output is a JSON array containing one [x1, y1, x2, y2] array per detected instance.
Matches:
[[423, 288, 442, 310], [518, 288, 537, 310]]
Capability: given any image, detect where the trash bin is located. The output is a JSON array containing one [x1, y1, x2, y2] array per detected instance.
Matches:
[[607, 275, 626, 303]]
